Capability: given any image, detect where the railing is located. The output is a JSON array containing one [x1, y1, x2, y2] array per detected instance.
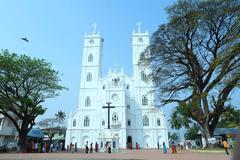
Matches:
[[111, 121, 121, 128]]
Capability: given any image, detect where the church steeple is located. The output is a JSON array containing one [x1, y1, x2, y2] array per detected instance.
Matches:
[[132, 22, 154, 109], [79, 23, 103, 108], [132, 22, 150, 81]]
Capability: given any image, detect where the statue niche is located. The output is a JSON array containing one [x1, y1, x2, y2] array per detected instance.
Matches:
[[112, 77, 120, 86]]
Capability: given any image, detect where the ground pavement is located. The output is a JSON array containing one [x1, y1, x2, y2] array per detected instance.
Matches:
[[0, 149, 232, 160]]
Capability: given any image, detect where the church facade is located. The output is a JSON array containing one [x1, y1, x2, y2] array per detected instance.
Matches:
[[65, 24, 169, 149]]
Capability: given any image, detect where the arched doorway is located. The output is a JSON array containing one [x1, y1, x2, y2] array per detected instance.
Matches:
[[157, 136, 162, 148], [82, 136, 90, 147], [144, 135, 150, 148], [127, 136, 132, 149]]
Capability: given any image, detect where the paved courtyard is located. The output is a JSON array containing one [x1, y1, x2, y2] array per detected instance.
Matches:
[[0, 149, 232, 160]]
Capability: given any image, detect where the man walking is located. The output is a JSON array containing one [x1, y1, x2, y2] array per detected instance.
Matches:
[[223, 139, 229, 155]]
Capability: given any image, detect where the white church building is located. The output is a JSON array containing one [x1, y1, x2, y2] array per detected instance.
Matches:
[[65, 24, 168, 149]]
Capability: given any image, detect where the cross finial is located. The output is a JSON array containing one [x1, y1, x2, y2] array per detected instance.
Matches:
[[136, 22, 142, 33], [92, 23, 98, 34]]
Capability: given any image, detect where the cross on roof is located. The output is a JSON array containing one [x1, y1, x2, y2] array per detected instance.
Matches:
[[136, 22, 142, 33], [92, 23, 98, 34]]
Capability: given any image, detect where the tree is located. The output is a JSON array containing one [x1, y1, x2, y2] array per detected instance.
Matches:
[[168, 132, 179, 142], [140, 0, 240, 144], [217, 106, 240, 128], [38, 117, 58, 149], [38, 111, 66, 151], [0, 50, 65, 152], [184, 124, 200, 140], [55, 110, 66, 126], [169, 106, 191, 130]]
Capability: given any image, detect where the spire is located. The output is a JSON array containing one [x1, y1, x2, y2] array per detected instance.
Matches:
[[108, 68, 112, 74], [92, 23, 98, 34], [113, 64, 117, 73], [136, 22, 142, 33], [121, 67, 124, 74]]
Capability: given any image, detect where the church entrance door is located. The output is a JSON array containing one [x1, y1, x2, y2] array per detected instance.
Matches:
[[127, 136, 132, 149]]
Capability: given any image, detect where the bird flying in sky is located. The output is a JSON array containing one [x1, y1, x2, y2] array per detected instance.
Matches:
[[21, 37, 29, 42]]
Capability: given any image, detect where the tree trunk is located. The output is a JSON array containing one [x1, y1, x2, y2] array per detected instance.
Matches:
[[49, 137, 53, 152], [18, 132, 28, 153], [202, 122, 214, 148]]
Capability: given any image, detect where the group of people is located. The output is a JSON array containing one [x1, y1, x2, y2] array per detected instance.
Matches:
[[156, 141, 176, 154], [84, 141, 99, 154], [160, 139, 230, 155], [105, 141, 112, 153], [70, 139, 231, 155], [20, 140, 65, 153]]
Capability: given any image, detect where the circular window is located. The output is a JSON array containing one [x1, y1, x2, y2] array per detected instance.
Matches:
[[138, 38, 143, 43], [111, 93, 119, 102], [89, 39, 94, 44]]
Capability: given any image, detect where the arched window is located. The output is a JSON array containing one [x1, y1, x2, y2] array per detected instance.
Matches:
[[143, 115, 149, 126], [102, 120, 105, 126], [73, 119, 76, 127], [86, 73, 92, 81], [112, 113, 118, 124], [84, 116, 90, 127], [142, 95, 148, 105], [85, 97, 91, 107], [113, 141, 116, 148], [88, 54, 93, 62], [141, 71, 147, 81], [127, 119, 131, 126], [157, 118, 161, 126]]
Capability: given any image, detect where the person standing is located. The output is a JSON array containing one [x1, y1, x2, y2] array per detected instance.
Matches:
[[108, 141, 111, 154], [74, 142, 78, 152], [157, 142, 159, 149], [171, 142, 177, 154], [130, 142, 132, 150], [85, 141, 89, 154], [38, 142, 41, 153], [50, 143, 53, 152], [95, 142, 98, 152], [223, 139, 229, 155], [90, 143, 93, 153], [163, 142, 167, 154], [46, 143, 49, 153]]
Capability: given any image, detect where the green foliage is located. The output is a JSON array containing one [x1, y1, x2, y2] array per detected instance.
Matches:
[[169, 104, 192, 129], [184, 124, 200, 140], [55, 110, 66, 126], [0, 50, 66, 150], [217, 107, 240, 128], [168, 132, 179, 142]]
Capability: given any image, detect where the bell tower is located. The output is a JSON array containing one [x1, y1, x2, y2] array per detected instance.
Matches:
[[79, 23, 103, 108], [132, 23, 154, 108]]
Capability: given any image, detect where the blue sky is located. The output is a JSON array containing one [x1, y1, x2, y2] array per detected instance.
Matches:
[[0, 0, 239, 127]]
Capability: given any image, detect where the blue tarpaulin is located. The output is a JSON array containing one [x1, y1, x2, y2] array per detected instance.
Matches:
[[214, 128, 239, 136], [27, 127, 44, 138]]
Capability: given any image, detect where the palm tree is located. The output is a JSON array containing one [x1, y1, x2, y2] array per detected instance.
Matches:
[[55, 110, 66, 127]]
